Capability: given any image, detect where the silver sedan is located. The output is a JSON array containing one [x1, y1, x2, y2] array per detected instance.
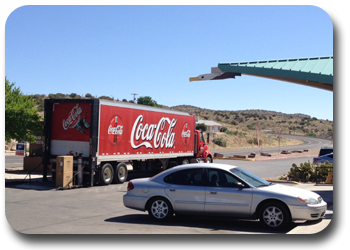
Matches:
[[123, 163, 327, 230]]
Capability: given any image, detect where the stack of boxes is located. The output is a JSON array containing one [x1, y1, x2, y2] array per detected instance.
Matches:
[[56, 156, 73, 188]]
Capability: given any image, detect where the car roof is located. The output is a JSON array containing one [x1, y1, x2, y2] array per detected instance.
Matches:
[[172, 163, 239, 171], [149, 163, 241, 182]]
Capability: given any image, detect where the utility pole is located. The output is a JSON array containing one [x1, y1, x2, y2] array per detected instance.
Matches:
[[131, 93, 138, 102]]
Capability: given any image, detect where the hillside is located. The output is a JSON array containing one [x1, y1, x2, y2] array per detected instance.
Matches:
[[170, 105, 333, 150], [31, 95, 333, 150]]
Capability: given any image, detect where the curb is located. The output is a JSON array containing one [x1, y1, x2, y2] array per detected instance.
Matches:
[[213, 157, 255, 161], [255, 155, 315, 161]]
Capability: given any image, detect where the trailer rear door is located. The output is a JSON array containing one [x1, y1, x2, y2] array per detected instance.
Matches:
[[50, 102, 92, 157]]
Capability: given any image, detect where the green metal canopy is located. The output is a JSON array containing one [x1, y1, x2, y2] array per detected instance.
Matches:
[[190, 56, 333, 91], [219, 56, 333, 91]]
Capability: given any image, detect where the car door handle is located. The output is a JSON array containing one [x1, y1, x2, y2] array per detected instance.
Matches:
[[169, 189, 176, 192], [210, 191, 217, 194]]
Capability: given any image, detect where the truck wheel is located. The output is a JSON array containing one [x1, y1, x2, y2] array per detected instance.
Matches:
[[206, 156, 213, 163], [113, 163, 128, 184], [99, 163, 114, 185], [181, 159, 189, 165]]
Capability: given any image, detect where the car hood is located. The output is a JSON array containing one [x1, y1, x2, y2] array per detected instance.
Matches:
[[259, 184, 320, 199]]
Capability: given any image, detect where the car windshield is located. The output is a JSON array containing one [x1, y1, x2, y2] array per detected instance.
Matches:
[[230, 168, 271, 187]]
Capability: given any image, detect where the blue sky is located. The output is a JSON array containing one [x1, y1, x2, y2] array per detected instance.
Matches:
[[5, 5, 333, 120]]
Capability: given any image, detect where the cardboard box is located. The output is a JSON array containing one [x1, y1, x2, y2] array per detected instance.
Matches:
[[56, 156, 73, 188], [56, 171, 73, 188], [56, 156, 73, 174]]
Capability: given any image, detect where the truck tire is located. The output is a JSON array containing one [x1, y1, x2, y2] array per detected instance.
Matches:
[[181, 158, 189, 165], [206, 156, 213, 163], [99, 163, 114, 185], [113, 163, 128, 184]]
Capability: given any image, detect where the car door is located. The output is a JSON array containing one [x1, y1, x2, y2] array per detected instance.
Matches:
[[164, 168, 206, 213], [205, 169, 253, 217]]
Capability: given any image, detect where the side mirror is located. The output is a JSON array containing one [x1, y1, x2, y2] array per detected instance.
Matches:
[[206, 133, 210, 144], [234, 182, 245, 188]]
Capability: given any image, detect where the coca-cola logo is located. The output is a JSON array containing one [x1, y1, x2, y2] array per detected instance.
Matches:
[[62, 104, 90, 134], [108, 115, 124, 145], [181, 122, 191, 145], [63, 104, 82, 130], [130, 115, 177, 149]]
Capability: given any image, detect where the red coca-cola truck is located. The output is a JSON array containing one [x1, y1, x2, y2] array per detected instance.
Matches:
[[42, 99, 213, 186]]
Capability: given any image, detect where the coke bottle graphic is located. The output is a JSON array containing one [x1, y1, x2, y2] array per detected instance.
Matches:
[[75, 122, 85, 134], [114, 116, 118, 144], [81, 111, 91, 129], [185, 123, 188, 145]]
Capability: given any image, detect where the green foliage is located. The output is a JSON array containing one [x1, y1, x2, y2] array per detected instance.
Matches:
[[247, 124, 255, 130], [246, 138, 262, 145], [196, 123, 207, 132], [230, 120, 238, 125], [137, 96, 160, 107], [305, 132, 316, 137], [220, 127, 228, 132], [286, 161, 333, 182], [213, 137, 227, 147], [225, 130, 238, 136], [5, 77, 42, 143]]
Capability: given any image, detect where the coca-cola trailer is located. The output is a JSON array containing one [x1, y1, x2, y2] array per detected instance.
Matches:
[[42, 99, 213, 187]]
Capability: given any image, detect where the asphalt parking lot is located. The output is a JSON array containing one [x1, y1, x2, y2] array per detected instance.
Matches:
[[5, 169, 333, 235]]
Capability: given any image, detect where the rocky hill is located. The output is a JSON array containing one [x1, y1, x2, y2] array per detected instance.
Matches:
[[30, 95, 333, 150]]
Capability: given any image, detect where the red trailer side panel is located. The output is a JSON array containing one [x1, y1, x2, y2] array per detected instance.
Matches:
[[98, 102, 195, 160], [50, 102, 92, 157]]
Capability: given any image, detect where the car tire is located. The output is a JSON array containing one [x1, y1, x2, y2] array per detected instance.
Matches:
[[148, 197, 174, 221], [113, 163, 128, 184], [99, 163, 114, 185], [259, 201, 291, 230]]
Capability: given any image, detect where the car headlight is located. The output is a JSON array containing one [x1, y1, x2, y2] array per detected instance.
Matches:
[[298, 197, 321, 205]]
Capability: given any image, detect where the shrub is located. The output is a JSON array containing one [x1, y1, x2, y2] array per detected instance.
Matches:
[[247, 138, 262, 145], [230, 120, 238, 125], [247, 124, 254, 130], [213, 138, 227, 147], [287, 161, 333, 182], [196, 123, 207, 132], [220, 127, 228, 132]]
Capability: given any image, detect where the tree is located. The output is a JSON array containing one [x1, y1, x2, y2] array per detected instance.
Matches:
[[196, 123, 207, 132], [5, 77, 42, 143], [137, 96, 160, 107]]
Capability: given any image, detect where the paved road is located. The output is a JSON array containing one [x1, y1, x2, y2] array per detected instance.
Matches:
[[5, 156, 332, 234], [212, 134, 333, 157], [6, 178, 325, 234]]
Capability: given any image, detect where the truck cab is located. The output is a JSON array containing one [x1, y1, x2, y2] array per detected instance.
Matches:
[[194, 130, 213, 163]]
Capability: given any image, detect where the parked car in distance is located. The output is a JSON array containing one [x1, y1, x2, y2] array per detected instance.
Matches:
[[318, 147, 333, 157], [313, 152, 333, 164], [123, 163, 327, 230]]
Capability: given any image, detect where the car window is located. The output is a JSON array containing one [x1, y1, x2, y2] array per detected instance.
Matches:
[[207, 169, 242, 187], [163, 168, 203, 186], [319, 148, 333, 156], [230, 168, 270, 187]]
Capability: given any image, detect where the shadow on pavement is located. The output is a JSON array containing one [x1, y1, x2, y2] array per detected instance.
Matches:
[[105, 214, 297, 234]]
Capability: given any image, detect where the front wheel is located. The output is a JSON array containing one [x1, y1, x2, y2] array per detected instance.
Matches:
[[259, 201, 291, 230], [148, 197, 174, 221], [206, 156, 213, 163]]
